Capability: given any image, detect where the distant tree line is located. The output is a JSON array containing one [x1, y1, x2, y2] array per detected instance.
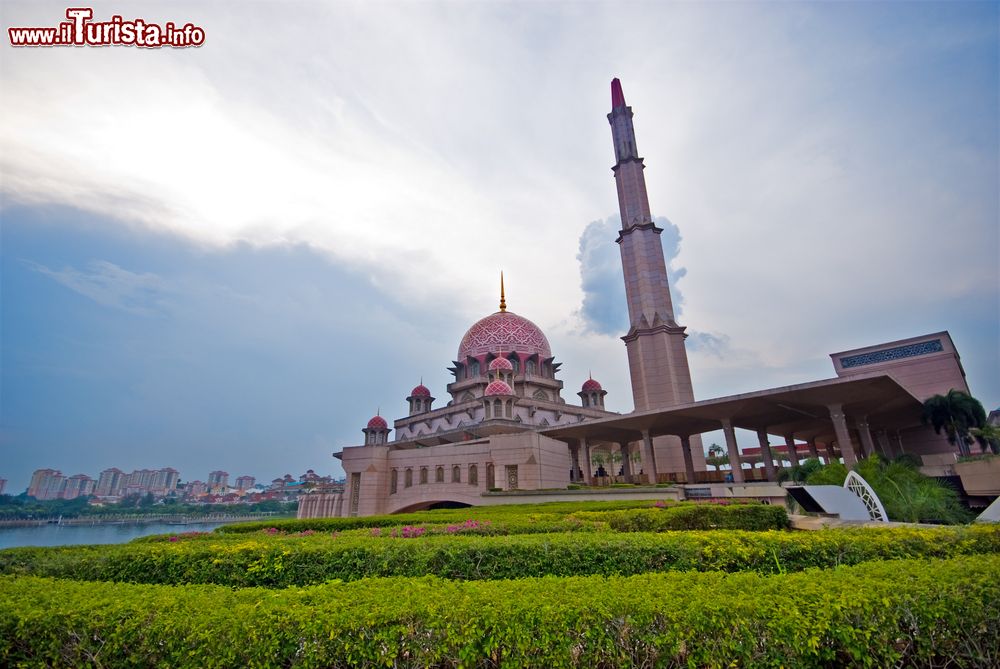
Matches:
[[0, 494, 296, 520]]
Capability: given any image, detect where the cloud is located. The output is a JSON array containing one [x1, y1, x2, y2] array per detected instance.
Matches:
[[576, 215, 688, 335], [24, 260, 169, 316]]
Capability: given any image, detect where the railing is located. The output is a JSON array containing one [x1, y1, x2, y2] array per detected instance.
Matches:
[[0, 512, 285, 528]]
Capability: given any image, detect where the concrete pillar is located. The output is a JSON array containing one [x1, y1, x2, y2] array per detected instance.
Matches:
[[857, 418, 877, 461], [679, 434, 696, 484], [720, 418, 745, 483], [828, 404, 859, 468], [641, 430, 659, 484], [620, 442, 632, 479], [755, 429, 777, 482], [807, 439, 819, 460], [876, 430, 894, 458], [581, 438, 593, 485], [824, 441, 837, 463], [784, 434, 801, 468], [570, 444, 582, 482]]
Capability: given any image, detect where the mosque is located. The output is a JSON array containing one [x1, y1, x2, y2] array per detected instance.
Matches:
[[299, 79, 971, 519]]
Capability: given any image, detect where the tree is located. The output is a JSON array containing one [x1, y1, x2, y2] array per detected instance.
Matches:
[[920, 389, 987, 457], [970, 423, 1000, 455]]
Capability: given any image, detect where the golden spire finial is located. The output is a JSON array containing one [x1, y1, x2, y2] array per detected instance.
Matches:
[[499, 271, 507, 312]]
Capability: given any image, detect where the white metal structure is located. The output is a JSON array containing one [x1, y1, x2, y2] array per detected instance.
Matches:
[[844, 471, 888, 522]]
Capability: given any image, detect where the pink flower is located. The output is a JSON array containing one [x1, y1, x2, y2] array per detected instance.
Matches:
[[169, 536, 179, 542]]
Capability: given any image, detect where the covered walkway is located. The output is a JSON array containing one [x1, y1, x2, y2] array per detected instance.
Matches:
[[542, 372, 926, 484]]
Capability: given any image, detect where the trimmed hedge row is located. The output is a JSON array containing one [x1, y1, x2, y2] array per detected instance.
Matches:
[[215, 498, 680, 534], [573, 503, 790, 531], [3, 525, 998, 587], [216, 499, 782, 535], [2, 556, 997, 668]]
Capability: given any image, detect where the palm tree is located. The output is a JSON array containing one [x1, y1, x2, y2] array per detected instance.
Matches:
[[920, 390, 987, 457], [970, 424, 1000, 455]]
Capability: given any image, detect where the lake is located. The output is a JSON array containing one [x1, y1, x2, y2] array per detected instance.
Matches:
[[0, 521, 229, 549]]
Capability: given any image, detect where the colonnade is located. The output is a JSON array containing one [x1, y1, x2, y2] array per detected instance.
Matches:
[[566, 402, 909, 485]]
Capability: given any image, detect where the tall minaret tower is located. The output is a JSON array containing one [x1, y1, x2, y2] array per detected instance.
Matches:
[[609, 78, 696, 411]]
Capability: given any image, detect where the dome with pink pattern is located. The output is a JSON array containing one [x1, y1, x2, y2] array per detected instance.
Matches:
[[484, 380, 514, 396], [458, 311, 551, 360], [488, 356, 514, 371], [581, 378, 603, 392], [409, 384, 431, 398], [366, 415, 388, 430]]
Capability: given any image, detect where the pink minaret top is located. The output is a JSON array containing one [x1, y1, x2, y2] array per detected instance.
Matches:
[[608, 78, 676, 327], [611, 78, 626, 109]]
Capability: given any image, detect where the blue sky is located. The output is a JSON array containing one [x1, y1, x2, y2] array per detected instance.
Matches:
[[1, 1, 997, 491]]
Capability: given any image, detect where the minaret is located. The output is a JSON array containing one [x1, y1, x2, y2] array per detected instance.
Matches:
[[609, 78, 695, 411]]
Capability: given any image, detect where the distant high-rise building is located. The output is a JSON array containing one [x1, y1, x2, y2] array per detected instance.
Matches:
[[63, 474, 94, 500], [150, 468, 180, 496], [95, 468, 126, 497], [28, 469, 59, 498], [235, 475, 255, 491], [207, 471, 229, 489], [185, 480, 208, 498], [0, 479, 6, 495]]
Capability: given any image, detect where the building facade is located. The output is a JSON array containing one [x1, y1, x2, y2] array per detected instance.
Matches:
[[299, 79, 972, 519]]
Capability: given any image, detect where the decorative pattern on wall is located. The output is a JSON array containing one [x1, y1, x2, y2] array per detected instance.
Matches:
[[458, 311, 552, 359], [839, 339, 943, 369]]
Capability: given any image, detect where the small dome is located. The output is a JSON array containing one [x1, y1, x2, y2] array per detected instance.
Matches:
[[488, 356, 514, 371], [484, 380, 514, 397], [367, 415, 388, 430], [582, 378, 603, 392], [410, 384, 431, 398]]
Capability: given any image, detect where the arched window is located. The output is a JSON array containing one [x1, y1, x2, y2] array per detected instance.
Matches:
[[484, 402, 491, 418], [452, 465, 461, 483], [505, 401, 512, 418], [435, 466, 444, 483], [461, 391, 475, 402], [404, 468, 413, 488], [419, 467, 428, 484], [493, 399, 501, 416], [486, 463, 495, 488], [582, 395, 589, 407], [390, 469, 398, 494], [469, 464, 478, 486], [510, 358, 520, 373], [526, 360, 536, 375], [533, 389, 548, 401], [470, 360, 480, 377]]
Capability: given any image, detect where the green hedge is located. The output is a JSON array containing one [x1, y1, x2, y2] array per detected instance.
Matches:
[[3, 525, 997, 587], [575, 503, 790, 531], [215, 498, 678, 534], [1, 556, 997, 668]]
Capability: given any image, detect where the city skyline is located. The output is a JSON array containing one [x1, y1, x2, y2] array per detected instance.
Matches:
[[2, 2, 997, 492]]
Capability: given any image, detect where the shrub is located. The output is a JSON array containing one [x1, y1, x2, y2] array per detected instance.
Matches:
[[587, 502, 790, 532], [0, 556, 997, 668], [2, 524, 997, 587]]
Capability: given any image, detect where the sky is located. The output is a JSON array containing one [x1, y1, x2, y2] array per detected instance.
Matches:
[[1, 1, 997, 492]]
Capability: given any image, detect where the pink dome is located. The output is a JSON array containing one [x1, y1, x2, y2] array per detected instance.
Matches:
[[366, 415, 388, 430], [410, 384, 431, 398], [484, 380, 514, 397], [488, 356, 514, 371], [458, 311, 551, 360], [582, 378, 603, 392]]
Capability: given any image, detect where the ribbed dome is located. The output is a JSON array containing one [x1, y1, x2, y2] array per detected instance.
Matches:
[[366, 415, 388, 430], [488, 356, 514, 371], [409, 384, 431, 398], [582, 378, 603, 392], [458, 311, 551, 360], [484, 380, 514, 397]]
